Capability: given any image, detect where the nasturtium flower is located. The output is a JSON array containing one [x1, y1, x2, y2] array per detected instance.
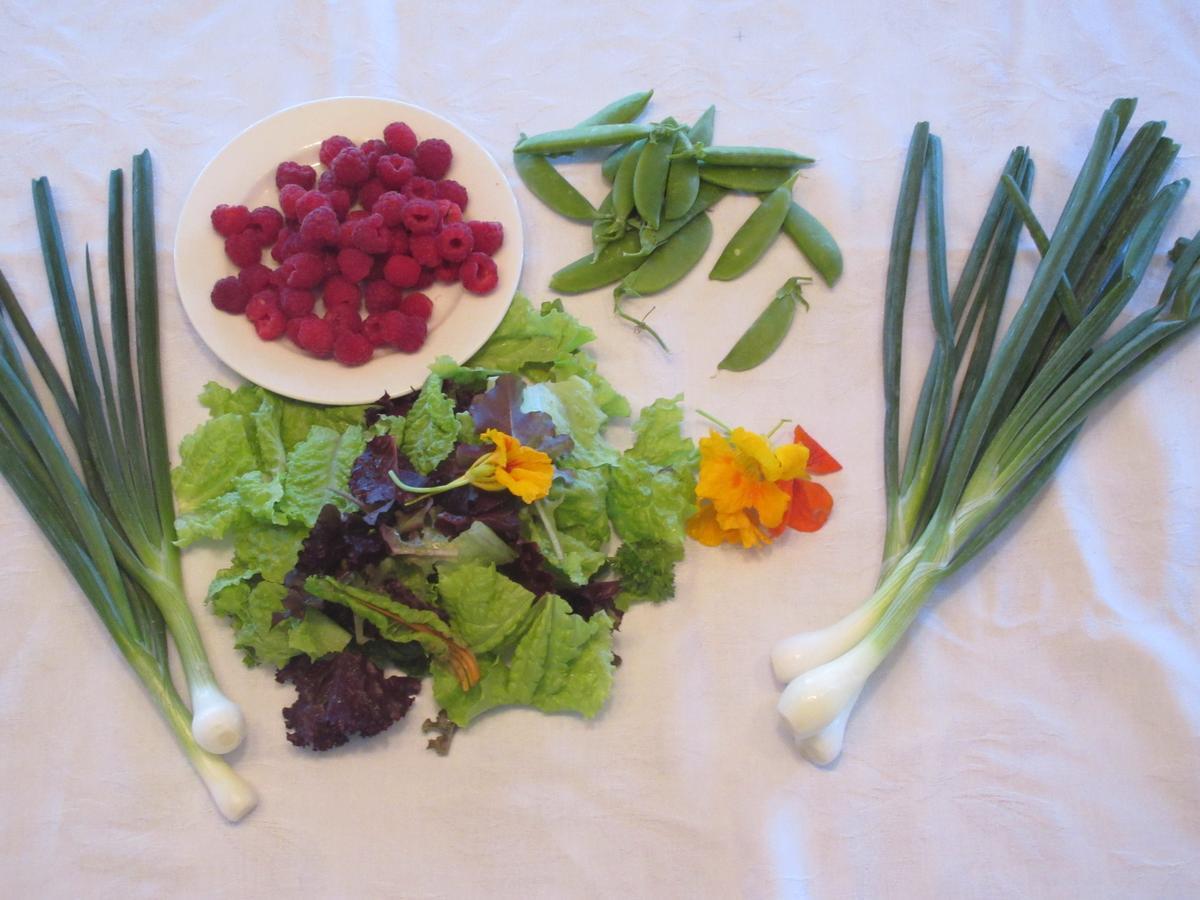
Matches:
[[390, 428, 553, 505]]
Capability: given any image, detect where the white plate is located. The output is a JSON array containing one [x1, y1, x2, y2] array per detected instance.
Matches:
[[174, 97, 522, 405]]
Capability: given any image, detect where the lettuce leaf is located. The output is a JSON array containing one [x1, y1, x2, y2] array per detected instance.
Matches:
[[464, 294, 595, 372], [399, 375, 458, 474], [278, 424, 367, 523], [521, 376, 618, 469]]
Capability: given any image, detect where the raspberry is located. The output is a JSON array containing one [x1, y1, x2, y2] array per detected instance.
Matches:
[[434, 179, 468, 210], [383, 311, 427, 353], [351, 214, 391, 255], [295, 190, 332, 221], [404, 177, 437, 201], [467, 220, 504, 256], [414, 138, 452, 179], [320, 135, 355, 168], [398, 291, 433, 320], [414, 268, 436, 290], [331, 146, 370, 187], [299, 206, 340, 249], [323, 274, 361, 308], [361, 313, 390, 347], [436, 222, 474, 262], [383, 121, 418, 156], [278, 183, 306, 219], [433, 261, 460, 284], [238, 263, 273, 294], [210, 276, 249, 313], [269, 266, 290, 288], [324, 188, 353, 221], [246, 289, 281, 321], [284, 252, 326, 290], [272, 229, 305, 263], [460, 252, 499, 294], [333, 331, 373, 366], [224, 231, 262, 267], [409, 234, 442, 268], [383, 254, 421, 288], [211, 204, 251, 236], [402, 199, 441, 235], [254, 307, 287, 341], [325, 305, 363, 334], [358, 178, 386, 212], [376, 154, 416, 189], [359, 139, 388, 173], [276, 161, 317, 191], [285, 314, 309, 345], [372, 191, 407, 227], [364, 279, 402, 314], [389, 228, 410, 256], [337, 247, 373, 283], [280, 287, 316, 318], [437, 199, 463, 224], [322, 251, 341, 277], [295, 316, 335, 358], [249, 206, 284, 244]]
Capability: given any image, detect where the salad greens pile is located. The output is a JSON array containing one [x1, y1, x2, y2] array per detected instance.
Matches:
[[172, 294, 698, 750]]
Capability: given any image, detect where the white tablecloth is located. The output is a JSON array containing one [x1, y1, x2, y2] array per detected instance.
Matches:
[[2, 2, 1198, 897]]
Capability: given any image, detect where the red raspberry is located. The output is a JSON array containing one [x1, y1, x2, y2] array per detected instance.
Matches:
[[434, 179, 468, 210], [404, 176, 437, 200], [333, 331, 373, 366], [389, 228, 410, 256], [364, 279, 402, 314], [210, 276, 249, 313], [383, 121, 418, 156], [414, 138, 452, 179], [211, 204, 251, 236], [383, 311, 427, 353], [295, 316, 336, 358], [280, 287, 316, 318], [325, 188, 353, 220], [383, 254, 421, 288], [460, 252, 499, 294], [468, 220, 504, 256], [337, 247, 373, 283], [278, 184, 306, 219], [272, 228, 305, 263], [238, 263, 273, 293], [414, 268, 436, 290], [285, 314, 309, 345], [398, 292, 433, 320], [295, 190, 332, 221], [373, 191, 407, 227], [359, 139, 388, 173], [320, 135, 355, 168], [437, 200, 463, 224], [345, 209, 369, 222], [245, 289, 281, 322], [322, 251, 341, 277], [361, 313, 390, 347], [436, 222, 474, 262], [402, 199, 441, 235], [269, 265, 290, 288], [249, 206, 284, 244], [351, 214, 391, 255], [326, 304, 363, 334], [358, 178, 386, 212], [284, 252, 326, 290], [433, 261, 460, 284], [225, 231, 263, 267], [331, 146, 370, 186], [409, 234, 442, 268], [376, 154, 416, 189], [323, 274, 362, 308], [299, 206, 340, 249], [276, 161, 317, 191], [254, 307, 287, 341]]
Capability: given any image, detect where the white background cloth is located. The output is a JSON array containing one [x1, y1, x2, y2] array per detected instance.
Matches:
[[2, 2, 1198, 897]]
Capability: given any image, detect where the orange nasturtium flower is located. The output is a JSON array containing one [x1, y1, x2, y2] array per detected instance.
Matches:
[[390, 428, 553, 505]]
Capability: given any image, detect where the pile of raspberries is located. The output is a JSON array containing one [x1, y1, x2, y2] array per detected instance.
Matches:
[[208, 121, 503, 367]]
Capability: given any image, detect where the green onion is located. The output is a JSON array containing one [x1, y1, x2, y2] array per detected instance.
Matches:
[[770, 100, 1200, 764], [0, 152, 255, 819]]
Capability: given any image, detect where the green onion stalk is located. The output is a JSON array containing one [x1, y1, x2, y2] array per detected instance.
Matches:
[[771, 100, 1200, 764], [0, 152, 255, 819]]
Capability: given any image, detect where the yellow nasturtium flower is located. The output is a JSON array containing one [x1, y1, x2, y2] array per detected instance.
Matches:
[[390, 428, 553, 505]]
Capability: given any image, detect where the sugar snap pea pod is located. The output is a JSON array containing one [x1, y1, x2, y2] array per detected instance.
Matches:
[[698, 163, 799, 192], [709, 174, 797, 281], [601, 144, 631, 183], [550, 230, 646, 294], [688, 105, 716, 146], [718, 276, 810, 372], [512, 140, 599, 221], [781, 201, 842, 286], [686, 145, 814, 168], [633, 125, 675, 229], [616, 212, 713, 299], [637, 181, 727, 252], [591, 191, 632, 260], [515, 123, 654, 155], [612, 138, 645, 226], [664, 132, 700, 220], [576, 89, 654, 127]]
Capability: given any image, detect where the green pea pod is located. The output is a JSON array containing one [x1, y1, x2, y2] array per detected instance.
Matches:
[[601, 144, 631, 183], [638, 181, 727, 253], [664, 132, 700, 220], [690, 145, 813, 168], [709, 175, 796, 281], [612, 139, 645, 226], [781, 201, 843, 286], [512, 142, 599, 221], [698, 163, 799, 192], [515, 123, 654, 155], [550, 231, 646, 294], [617, 212, 713, 299], [576, 89, 654, 127], [590, 191, 633, 260], [688, 105, 716, 146], [633, 127, 674, 229], [718, 276, 810, 372]]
